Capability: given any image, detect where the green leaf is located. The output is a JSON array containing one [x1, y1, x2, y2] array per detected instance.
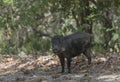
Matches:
[[3, 0, 13, 4], [112, 33, 119, 41]]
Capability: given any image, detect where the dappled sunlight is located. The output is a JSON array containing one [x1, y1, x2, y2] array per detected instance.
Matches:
[[0, 0, 120, 81], [0, 55, 60, 75], [97, 74, 120, 82], [0, 53, 120, 81], [0, 55, 19, 75]]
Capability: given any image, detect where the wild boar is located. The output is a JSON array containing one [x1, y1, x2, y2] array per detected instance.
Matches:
[[51, 32, 92, 73]]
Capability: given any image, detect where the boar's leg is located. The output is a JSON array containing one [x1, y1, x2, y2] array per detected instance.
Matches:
[[67, 57, 72, 73], [58, 56, 65, 73], [83, 48, 91, 65]]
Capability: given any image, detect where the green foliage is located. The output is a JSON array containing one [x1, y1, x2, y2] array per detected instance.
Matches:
[[93, 44, 105, 53], [3, 0, 14, 4], [0, 0, 120, 55], [109, 32, 120, 52]]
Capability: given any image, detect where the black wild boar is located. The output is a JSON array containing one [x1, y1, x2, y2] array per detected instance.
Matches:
[[51, 32, 92, 73]]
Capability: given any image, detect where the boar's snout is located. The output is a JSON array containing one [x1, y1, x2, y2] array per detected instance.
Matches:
[[53, 47, 61, 53]]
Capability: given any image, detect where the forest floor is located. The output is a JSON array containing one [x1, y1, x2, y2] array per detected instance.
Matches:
[[0, 52, 120, 82]]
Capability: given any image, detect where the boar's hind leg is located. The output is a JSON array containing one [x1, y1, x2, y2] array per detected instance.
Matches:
[[83, 48, 91, 65], [67, 57, 72, 73], [58, 56, 65, 73]]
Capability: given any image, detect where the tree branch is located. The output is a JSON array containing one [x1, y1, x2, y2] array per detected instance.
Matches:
[[72, 10, 80, 27]]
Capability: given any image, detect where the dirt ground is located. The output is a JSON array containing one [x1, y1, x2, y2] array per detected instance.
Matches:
[[0, 52, 120, 82]]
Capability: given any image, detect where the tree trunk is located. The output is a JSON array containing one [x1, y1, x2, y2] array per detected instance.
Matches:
[[80, 0, 93, 34], [103, 10, 113, 50]]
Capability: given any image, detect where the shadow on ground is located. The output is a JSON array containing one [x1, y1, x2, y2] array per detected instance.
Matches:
[[0, 53, 120, 82]]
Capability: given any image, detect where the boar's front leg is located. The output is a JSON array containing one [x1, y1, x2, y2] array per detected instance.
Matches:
[[58, 56, 65, 73]]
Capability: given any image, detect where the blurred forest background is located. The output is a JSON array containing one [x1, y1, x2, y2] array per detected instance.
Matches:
[[0, 0, 120, 55]]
